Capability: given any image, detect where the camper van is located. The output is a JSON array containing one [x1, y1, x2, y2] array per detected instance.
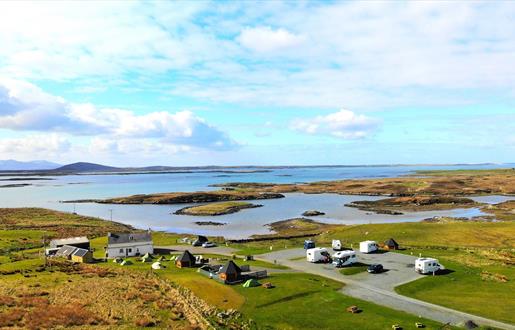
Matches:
[[332, 240, 342, 251], [306, 248, 331, 263], [332, 250, 356, 267], [359, 240, 378, 253], [415, 258, 441, 274]]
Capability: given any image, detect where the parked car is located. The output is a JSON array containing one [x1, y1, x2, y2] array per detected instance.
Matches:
[[367, 264, 384, 273], [202, 242, 217, 248]]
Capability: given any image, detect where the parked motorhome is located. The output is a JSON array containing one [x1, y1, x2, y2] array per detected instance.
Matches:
[[332, 240, 342, 251], [415, 258, 441, 274], [306, 248, 331, 263], [359, 240, 378, 253], [332, 250, 356, 267], [304, 240, 315, 249]]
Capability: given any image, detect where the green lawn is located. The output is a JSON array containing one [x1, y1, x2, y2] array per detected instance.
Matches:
[[395, 249, 515, 324], [0, 229, 47, 252], [235, 273, 448, 330]]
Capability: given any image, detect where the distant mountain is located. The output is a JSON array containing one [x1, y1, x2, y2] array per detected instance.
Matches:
[[55, 162, 121, 172], [0, 160, 61, 171]]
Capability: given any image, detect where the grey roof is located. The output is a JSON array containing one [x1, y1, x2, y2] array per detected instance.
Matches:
[[177, 250, 195, 263], [72, 248, 90, 257], [55, 245, 78, 257], [50, 236, 89, 247], [219, 260, 241, 275], [385, 238, 399, 247], [107, 232, 152, 245]]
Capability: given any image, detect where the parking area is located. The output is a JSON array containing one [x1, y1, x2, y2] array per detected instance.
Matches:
[[257, 248, 422, 291]]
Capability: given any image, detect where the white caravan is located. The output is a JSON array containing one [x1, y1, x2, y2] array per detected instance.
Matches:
[[415, 258, 441, 274], [359, 240, 378, 253], [332, 250, 357, 267], [306, 248, 331, 263], [332, 240, 342, 251]]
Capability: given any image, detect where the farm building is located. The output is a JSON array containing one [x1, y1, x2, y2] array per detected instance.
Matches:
[[105, 232, 153, 259], [50, 236, 90, 250], [384, 238, 399, 250], [54, 245, 92, 263], [218, 260, 242, 283], [176, 250, 196, 268], [71, 248, 93, 263]]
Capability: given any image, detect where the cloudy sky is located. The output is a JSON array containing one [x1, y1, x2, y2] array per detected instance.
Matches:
[[0, 1, 514, 166]]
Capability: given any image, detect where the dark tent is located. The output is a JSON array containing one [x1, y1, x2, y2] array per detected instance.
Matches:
[[176, 250, 196, 268], [197, 235, 208, 243], [384, 238, 399, 250], [218, 260, 242, 282]]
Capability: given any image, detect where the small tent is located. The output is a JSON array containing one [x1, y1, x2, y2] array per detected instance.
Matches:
[[142, 253, 153, 259], [120, 259, 132, 266], [218, 260, 242, 283], [151, 262, 163, 270], [176, 250, 196, 268], [242, 278, 260, 288], [384, 238, 399, 250], [113, 257, 123, 263], [169, 255, 176, 261], [141, 255, 152, 263], [157, 255, 165, 262]]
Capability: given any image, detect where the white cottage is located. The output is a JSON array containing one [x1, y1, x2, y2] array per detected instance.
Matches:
[[105, 232, 153, 259]]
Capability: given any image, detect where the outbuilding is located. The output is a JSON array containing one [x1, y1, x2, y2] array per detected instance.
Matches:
[[105, 232, 153, 259], [55, 245, 79, 260], [218, 260, 242, 283], [384, 238, 399, 250], [71, 248, 93, 263], [175, 250, 196, 268], [50, 236, 90, 250]]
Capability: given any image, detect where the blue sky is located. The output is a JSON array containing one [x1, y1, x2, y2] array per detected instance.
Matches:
[[0, 1, 514, 166]]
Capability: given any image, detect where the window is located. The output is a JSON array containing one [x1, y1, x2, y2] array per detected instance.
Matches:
[[128, 248, 132, 253], [119, 249, 124, 253]]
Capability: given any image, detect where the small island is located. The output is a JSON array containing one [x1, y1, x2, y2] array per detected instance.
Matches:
[[174, 201, 263, 216], [194, 221, 227, 226], [345, 196, 479, 215], [301, 210, 325, 216]]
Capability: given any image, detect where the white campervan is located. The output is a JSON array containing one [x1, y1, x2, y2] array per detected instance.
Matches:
[[306, 248, 331, 263], [332, 250, 357, 267], [415, 258, 441, 274], [332, 240, 342, 251], [359, 240, 378, 253]]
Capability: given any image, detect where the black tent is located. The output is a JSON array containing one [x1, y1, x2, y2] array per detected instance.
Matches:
[[197, 235, 208, 243], [175, 250, 196, 268], [384, 238, 399, 250], [219, 260, 242, 282]]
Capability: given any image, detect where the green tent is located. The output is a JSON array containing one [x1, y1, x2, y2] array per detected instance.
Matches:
[[141, 256, 152, 263], [120, 260, 132, 266], [242, 278, 261, 288], [142, 253, 153, 259], [113, 257, 123, 263], [157, 255, 165, 262], [169, 255, 176, 261]]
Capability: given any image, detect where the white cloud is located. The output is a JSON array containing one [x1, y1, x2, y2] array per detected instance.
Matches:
[[0, 133, 70, 155], [238, 26, 304, 53], [291, 109, 379, 139], [0, 79, 236, 150]]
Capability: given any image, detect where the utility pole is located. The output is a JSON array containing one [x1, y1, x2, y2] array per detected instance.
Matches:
[[109, 209, 113, 222]]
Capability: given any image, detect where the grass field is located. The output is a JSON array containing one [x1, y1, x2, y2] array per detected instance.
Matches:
[[235, 273, 448, 330], [395, 248, 515, 324], [340, 263, 368, 276]]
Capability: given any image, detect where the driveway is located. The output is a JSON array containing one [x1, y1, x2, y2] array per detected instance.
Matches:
[[257, 248, 514, 330]]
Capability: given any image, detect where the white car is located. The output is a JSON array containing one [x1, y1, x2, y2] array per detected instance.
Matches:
[[202, 242, 217, 248]]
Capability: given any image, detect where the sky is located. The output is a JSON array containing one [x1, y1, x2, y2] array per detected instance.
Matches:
[[0, 1, 514, 166]]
